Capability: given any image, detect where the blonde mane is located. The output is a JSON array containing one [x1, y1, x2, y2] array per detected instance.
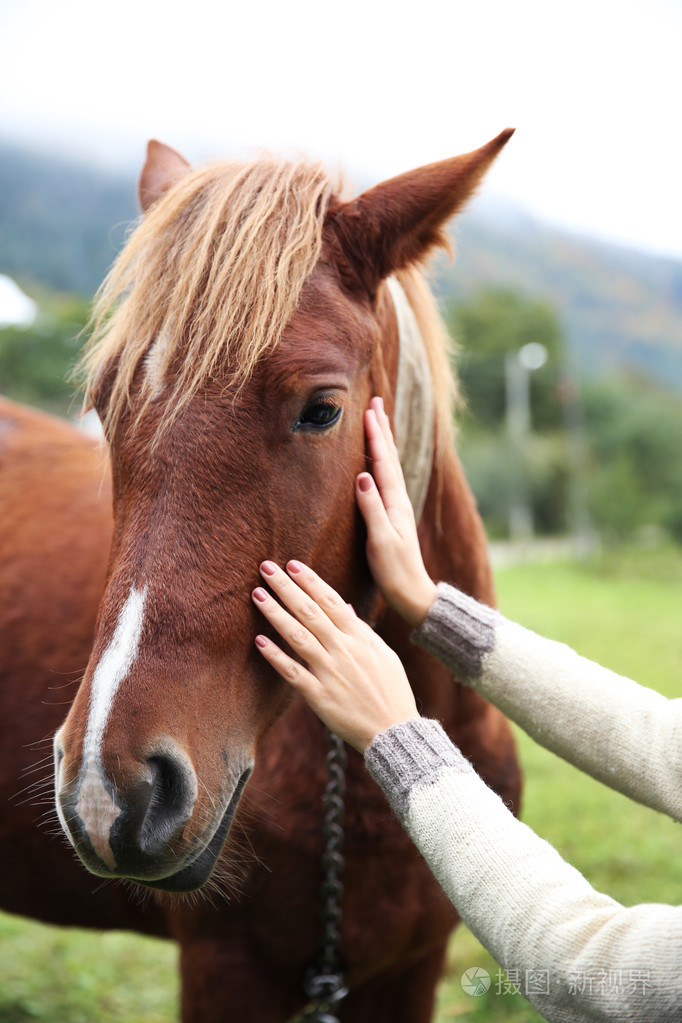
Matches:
[[78, 154, 459, 458], [79, 157, 335, 438]]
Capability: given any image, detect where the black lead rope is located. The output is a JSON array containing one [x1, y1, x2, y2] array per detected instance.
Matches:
[[295, 728, 349, 1023]]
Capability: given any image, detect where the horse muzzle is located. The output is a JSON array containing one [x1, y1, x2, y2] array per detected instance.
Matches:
[[54, 731, 252, 892]]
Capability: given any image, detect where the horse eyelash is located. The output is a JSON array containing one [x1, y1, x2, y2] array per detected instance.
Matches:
[[292, 393, 343, 433]]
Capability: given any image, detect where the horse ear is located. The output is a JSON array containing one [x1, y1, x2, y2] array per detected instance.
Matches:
[[327, 128, 514, 295], [138, 140, 192, 213]]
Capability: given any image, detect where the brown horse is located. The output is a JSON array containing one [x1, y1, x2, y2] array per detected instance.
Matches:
[[0, 133, 521, 1022]]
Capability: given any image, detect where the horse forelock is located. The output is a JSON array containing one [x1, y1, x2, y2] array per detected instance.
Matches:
[[78, 156, 337, 442]]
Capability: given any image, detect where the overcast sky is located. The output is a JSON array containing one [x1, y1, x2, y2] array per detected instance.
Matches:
[[1, 0, 681, 259]]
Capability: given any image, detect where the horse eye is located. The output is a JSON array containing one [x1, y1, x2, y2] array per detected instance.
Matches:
[[295, 399, 342, 432]]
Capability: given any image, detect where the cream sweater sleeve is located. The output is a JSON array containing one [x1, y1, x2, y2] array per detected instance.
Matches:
[[366, 718, 682, 1023], [411, 582, 682, 821]]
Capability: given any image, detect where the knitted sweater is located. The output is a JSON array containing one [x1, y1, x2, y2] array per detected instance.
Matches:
[[364, 582, 682, 1022]]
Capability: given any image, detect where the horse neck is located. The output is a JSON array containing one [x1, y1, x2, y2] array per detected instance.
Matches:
[[373, 272, 496, 725], [421, 447, 495, 605]]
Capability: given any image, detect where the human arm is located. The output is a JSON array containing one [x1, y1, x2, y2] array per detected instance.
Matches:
[[413, 582, 682, 821], [368, 716, 682, 1023], [252, 561, 682, 1022], [360, 397, 682, 822]]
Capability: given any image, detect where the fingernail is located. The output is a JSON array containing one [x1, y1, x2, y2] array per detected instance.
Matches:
[[377, 396, 385, 412], [357, 473, 373, 493], [260, 561, 277, 576], [255, 635, 268, 648], [287, 560, 303, 574], [253, 587, 268, 602]]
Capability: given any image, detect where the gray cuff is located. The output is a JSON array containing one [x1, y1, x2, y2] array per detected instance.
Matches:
[[411, 582, 498, 681], [365, 717, 473, 818]]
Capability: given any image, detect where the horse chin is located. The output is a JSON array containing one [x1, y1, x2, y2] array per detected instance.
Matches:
[[138, 765, 253, 894]]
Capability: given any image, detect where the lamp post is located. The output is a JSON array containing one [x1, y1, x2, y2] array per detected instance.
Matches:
[[505, 342, 547, 541]]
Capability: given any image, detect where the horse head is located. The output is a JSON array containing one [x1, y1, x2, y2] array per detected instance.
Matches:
[[54, 131, 513, 891]]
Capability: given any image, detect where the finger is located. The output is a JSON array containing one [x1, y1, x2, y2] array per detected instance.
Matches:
[[258, 561, 341, 646], [365, 405, 406, 488], [284, 560, 357, 632], [252, 584, 327, 660], [254, 634, 320, 694], [368, 397, 403, 477], [355, 472, 397, 542], [364, 407, 413, 521], [368, 401, 404, 476]]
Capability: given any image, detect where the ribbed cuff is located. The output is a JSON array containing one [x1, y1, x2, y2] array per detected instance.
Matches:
[[365, 717, 473, 818], [411, 582, 498, 681]]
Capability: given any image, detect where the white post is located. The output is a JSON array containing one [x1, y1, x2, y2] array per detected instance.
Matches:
[[505, 343, 547, 541]]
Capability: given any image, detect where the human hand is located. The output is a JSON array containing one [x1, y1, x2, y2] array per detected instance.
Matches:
[[357, 397, 437, 627], [252, 560, 419, 753]]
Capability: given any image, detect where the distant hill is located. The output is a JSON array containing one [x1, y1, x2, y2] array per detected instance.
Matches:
[[0, 142, 137, 295], [2, 139, 681, 388], [439, 201, 682, 389]]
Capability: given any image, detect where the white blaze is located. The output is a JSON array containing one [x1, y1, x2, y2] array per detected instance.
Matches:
[[75, 585, 148, 868], [83, 585, 148, 760]]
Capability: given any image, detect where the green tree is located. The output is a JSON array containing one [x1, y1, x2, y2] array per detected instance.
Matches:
[[583, 375, 682, 544], [448, 287, 564, 432], [449, 288, 571, 538], [0, 289, 89, 416]]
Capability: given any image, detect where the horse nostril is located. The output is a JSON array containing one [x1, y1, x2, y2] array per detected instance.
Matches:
[[139, 752, 196, 854]]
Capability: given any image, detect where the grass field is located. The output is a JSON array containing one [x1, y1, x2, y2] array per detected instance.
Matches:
[[2, 546, 681, 1022]]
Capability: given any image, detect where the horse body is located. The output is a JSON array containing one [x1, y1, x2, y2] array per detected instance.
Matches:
[[0, 134, 521, 1021]]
